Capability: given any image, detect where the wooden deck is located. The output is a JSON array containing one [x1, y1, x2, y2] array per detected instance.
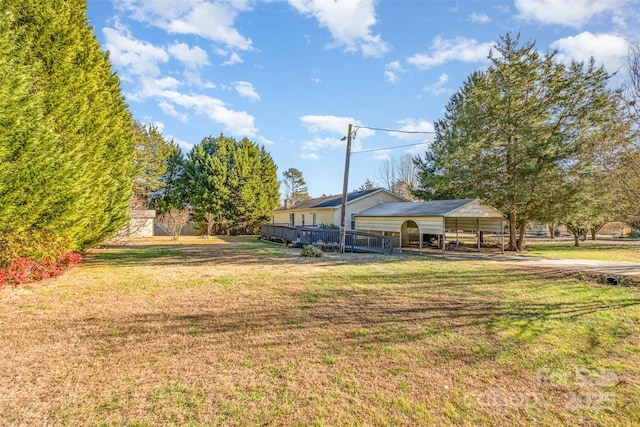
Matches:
[[260, 225, 394, 254]]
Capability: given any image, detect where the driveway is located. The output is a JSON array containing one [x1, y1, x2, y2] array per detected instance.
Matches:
[[421, 251, 640, 281]]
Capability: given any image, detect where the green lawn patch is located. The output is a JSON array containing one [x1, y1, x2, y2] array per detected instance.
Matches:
[[1, 237, 639, 425]]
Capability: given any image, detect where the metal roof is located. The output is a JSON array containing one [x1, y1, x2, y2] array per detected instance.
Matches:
[[274, 189, 387, 211], [357, 199, 490, 217]]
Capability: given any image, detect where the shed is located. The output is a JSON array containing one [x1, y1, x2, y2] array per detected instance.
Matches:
[[355, 198, 504, 255]]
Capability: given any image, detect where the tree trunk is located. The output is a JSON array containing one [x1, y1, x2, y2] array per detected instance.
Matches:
[[517, 221, 526, 251], [573, 233, 580, 247], [507, 212, 519, 251], [591, 229, 597, 241]]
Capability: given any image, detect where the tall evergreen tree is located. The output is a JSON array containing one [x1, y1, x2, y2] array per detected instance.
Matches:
[[414, 33, 626, 251], [185, 134, 279, 235], [150, 142, 187, 213], [132, 122, 174, 204], [1, 0, 134, 261]]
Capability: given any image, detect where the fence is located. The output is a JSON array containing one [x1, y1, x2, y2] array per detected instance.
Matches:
[[260, 225, 393, 254]]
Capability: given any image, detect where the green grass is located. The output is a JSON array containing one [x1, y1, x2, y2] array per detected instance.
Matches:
[[1, 235, 639, 426], [522, 240, 640, 262]]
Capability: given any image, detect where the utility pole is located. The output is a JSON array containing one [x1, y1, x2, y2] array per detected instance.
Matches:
[[339, 123, 353, 254]]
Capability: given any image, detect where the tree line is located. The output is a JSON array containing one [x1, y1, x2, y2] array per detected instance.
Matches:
[[413, 33, 639, 250], [132, 126, 279, 236]]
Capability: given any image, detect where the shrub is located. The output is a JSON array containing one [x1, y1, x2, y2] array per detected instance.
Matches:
[[0, 251, 82, 287], [301, 245, 323, 257]]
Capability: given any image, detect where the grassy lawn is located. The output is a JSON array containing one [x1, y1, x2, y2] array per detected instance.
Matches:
[[1, 236, 640, 426], [522, 238, 640, 262]]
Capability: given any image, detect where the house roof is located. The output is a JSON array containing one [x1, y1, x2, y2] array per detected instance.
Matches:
[[357, 199, 502, 217], [274, 188, 389, 211]]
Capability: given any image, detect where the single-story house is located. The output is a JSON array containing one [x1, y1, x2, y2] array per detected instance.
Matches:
[[355, 198, 505, 253], [271, 188, 408, 229]]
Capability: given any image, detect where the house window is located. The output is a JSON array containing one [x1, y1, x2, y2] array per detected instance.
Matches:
[[301, 214, 305, 226], [289, 213, 295, 227], [312, 212, 317, 226], [350, 213, 357, 230]]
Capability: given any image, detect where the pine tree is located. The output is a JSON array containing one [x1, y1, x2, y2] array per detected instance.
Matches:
[[415, 33, 626, 251], [132, 122, 174, 204], [150, 142, 187, 213], [184, 134, 280, 235]]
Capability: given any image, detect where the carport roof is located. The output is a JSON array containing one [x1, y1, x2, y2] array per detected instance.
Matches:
[[357, 198, 501, 217]]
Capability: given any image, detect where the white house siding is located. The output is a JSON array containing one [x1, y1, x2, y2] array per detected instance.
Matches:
[[272, 209, 334, 227], [339, 192, 409, 230]]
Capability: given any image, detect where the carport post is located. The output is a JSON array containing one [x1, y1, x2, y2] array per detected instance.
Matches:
[[442, 217, 446, 258]]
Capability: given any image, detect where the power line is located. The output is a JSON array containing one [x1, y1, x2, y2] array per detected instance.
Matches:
[[352, 141, 431, 154], [349, 124, 436, 154], [353, 125, 436, 136]]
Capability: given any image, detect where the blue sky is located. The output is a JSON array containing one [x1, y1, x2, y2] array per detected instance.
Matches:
[[86, 0, 640, 198]]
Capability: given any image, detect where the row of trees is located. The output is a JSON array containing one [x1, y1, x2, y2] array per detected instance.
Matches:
[[0, 0, 134, 264], [132, 129, 280, 235], [413, 33, 639, 250]]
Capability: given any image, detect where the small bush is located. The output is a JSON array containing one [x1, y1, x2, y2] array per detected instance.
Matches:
[[0, 252, 82, 288], [301, 245, 323, 257]]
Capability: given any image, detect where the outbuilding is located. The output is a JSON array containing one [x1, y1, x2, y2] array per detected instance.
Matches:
[[355, 198, 505, 255]]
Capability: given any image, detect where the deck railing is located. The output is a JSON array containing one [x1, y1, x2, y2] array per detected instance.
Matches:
[[260, 225, 393, 254]]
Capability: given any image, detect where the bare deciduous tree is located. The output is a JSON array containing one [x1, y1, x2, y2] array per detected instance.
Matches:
[[378, 154, 419, 200], [156, 208, 191, 240]]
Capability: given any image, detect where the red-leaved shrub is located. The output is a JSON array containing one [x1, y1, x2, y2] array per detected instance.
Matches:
[[0, 252, 82, 287]]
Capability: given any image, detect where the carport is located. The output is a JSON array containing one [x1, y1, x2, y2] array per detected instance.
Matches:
[[354, 199, 505, 256]]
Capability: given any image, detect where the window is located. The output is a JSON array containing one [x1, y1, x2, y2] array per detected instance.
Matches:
[[301, 214, 305, 226], [312, 212, 317, 226], [350, 213, 357, 230], [289, 213, 295, 227]]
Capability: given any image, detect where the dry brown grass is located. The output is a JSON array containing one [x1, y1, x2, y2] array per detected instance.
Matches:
[[1, 236, 639, 426]]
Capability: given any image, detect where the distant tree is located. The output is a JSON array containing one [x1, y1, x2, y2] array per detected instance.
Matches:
[[355, 178, 379, 192], [281, 167, 309, 202], [132, 122, 174, 204], [185, 134, 279, 235], [378, 155, 419, 200], [150, 142, 187, 213], [414, 33, 628, 251], [156, 208, 191, 240]]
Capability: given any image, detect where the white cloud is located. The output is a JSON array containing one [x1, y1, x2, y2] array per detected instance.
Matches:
[[233, 81, 261, 101], [422, 73, 449, 95], [288, 0, 390, 57], [384, 61, 404, 84], [144, 89, 258, 136], [407, 36, 493, 70], [159, 101, 188, 121], [168, 42, 209, 68], [222, 51, 244, 66], [114, 0, 253, 50], [299, 152, 320, 160], [103, 26, 169, 77], [515, 0, 631, 27], [392, 119, 436, 142], [469, 12, 491, 23], [550, 32, 629, 73], [298, 115, 376, 153]]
